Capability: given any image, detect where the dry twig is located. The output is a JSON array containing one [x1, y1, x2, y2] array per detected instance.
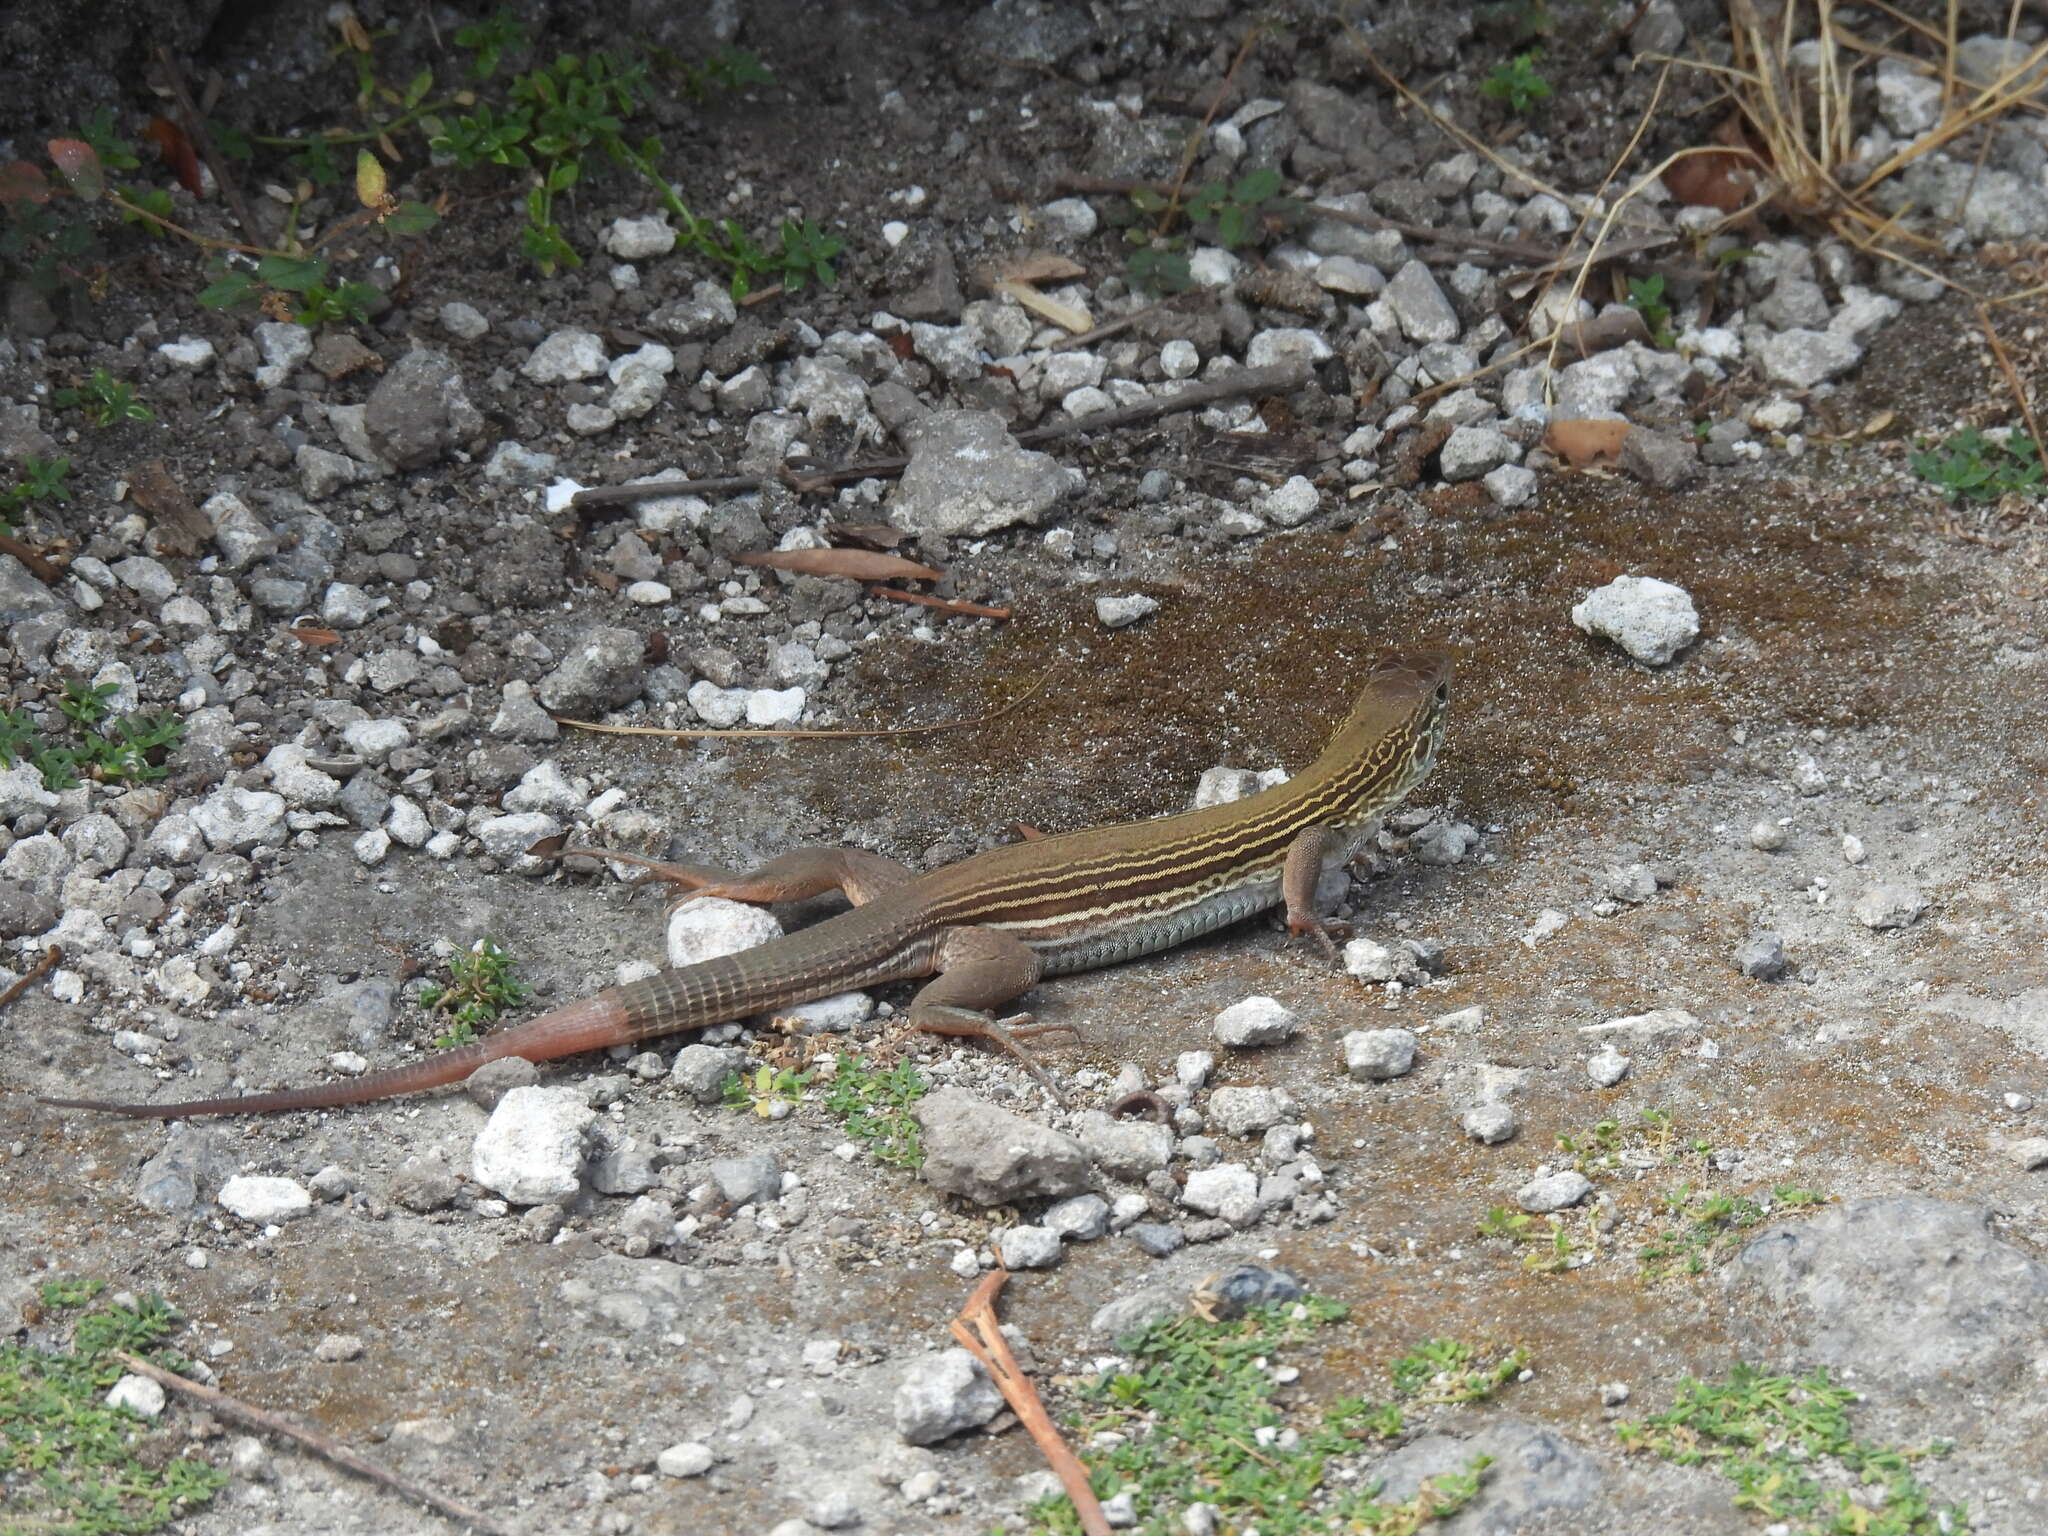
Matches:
[[1975, 302, 2045, 458], [109, 1350, 511, 1536], [0, 945, 61, 1010], [949, 1271, 1111, 1536], [569, 361, 1312, 511]]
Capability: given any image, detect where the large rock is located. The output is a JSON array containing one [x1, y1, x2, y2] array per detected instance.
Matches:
[[1371, 1419, 1605, 1530], [914, 1087, 1091, 1205], [364, 348, 483, 469], [893, 1349, 1003, 1444], [1727, 1198, 2048, 1398], [471, 1086, 595, 1204], [887, 411, 1071, 537]]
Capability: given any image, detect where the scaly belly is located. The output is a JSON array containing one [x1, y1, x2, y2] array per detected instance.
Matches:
[[1011, 874, 1285, 977]]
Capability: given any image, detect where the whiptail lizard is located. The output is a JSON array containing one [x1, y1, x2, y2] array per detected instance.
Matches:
[[40, 648, 1451, 1119]]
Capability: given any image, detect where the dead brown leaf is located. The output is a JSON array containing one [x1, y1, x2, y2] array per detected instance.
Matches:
[[127, 459, 210, 556], [996, 252, 1087, 285], [1544, 419, 1634, 467], [1664, 120, 1763, 213]]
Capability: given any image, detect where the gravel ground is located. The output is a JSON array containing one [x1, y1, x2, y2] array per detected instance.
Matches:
[[4, 2, 2048, 1533]]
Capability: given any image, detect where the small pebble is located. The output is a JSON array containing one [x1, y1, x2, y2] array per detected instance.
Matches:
[[1749, 821, 1786, 852], [1342, 1028, 1418, 1082], [1734, 932, 1788, 981], [1127, 1222, 1185, 1257], [1461, 1102, 1520, 1144], [1517, 1170, 1594, 1213], [1586, 1046, 1632, 1087]]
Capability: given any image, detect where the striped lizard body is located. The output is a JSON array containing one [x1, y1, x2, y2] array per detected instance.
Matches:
[[40, 649, 1451, 1118]]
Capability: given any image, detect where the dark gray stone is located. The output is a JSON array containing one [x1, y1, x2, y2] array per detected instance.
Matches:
[[1127, 1222, 1185, 1258], [1372, 1419, 1602, 1534], [1727, 1198, 2048, 1397], [364, 348, 483, 470], [1735, 932, 1788, 980], [709, 1151, 783, 1208], [536, 626, 647, 715]]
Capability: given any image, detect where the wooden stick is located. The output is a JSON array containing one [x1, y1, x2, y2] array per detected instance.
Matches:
[[0, 945, 61, 1009], [948, 1272, 1112, 1536], [568, 361, 1313, 511], [0, 530, 62, 584], [1046, 293, 1209, 352], [109, 1350, 512, 1536], [867, 586, 1012, 620], [1976, 301, 2045, 459]]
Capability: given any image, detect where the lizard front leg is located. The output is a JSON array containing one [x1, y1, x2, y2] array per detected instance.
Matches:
[[907, 926, 1075, 1104], [1280, 823, 1362, 961]]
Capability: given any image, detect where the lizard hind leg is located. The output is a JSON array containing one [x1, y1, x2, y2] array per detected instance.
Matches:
[[907, 927, 1073, 1104], [558, 844, 916, 915]]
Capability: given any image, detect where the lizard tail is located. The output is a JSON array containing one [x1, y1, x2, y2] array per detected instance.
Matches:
[[37, 990, 634, 1120]]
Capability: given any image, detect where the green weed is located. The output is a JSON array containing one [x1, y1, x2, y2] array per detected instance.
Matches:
[[1637, 1184, 1828, 1282], [722, 1062, 811, 1119], [0, 679, 185, 792], [0, 1281, 228, 1533], [1478, 1205, 1594, 1273], [1030, 1301, 1517, 1535], [420, 938, 528, 1049], [1121, 167, 1301, 295], [1479, 1108, 1829, 1286], [1625, 272, 1676, 347], [0, 454, 70, 537], [1910, 427, 2044, 503], [53, 368, 152, 427], [1618, 1364, 1965, 1535], [1481, 52, 1552, 115], [819, 1053, 928, 1166]]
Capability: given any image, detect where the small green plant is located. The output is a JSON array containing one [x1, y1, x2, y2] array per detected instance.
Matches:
[[772, 217, 844, 292], [201, 251, 390, 327], [1481, 51, 1552, 115], [1478, 1205, 1592, 1273], [0, 453, 70, 536], [1479, 1106, 1827, 1286], [819, 1053, 928, 1167], [0, 110, 168, 298], [1638, 1184, 1828, 1282], [722, 1062, 811, 1118], [53, 367, 153, 427], [1617, 1364, 1964, 1535], [1625, 272, 1676, 348], [1911, 427, 2045, 503], [672, 44, 773, 100], [1554, 1105, 1705, 1179], [1121, 167, 1301, 295], [1033, 1301, 1509, 1535], [1386, 1338, 1530, 1405], [0, 678, 185, 791], [1, 1280, 228, 1533], [427, 31, 825, 292], [420, 937, 528, 1048]]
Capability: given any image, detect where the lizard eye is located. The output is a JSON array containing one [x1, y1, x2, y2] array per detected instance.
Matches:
[[1434, 683, 1450, 703]]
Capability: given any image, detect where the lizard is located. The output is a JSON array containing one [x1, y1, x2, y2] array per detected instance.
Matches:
[[38, 648, 1452, 1120]]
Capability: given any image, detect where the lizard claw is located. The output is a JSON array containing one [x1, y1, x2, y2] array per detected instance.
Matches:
[[1288, 914, 1351, 964]]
